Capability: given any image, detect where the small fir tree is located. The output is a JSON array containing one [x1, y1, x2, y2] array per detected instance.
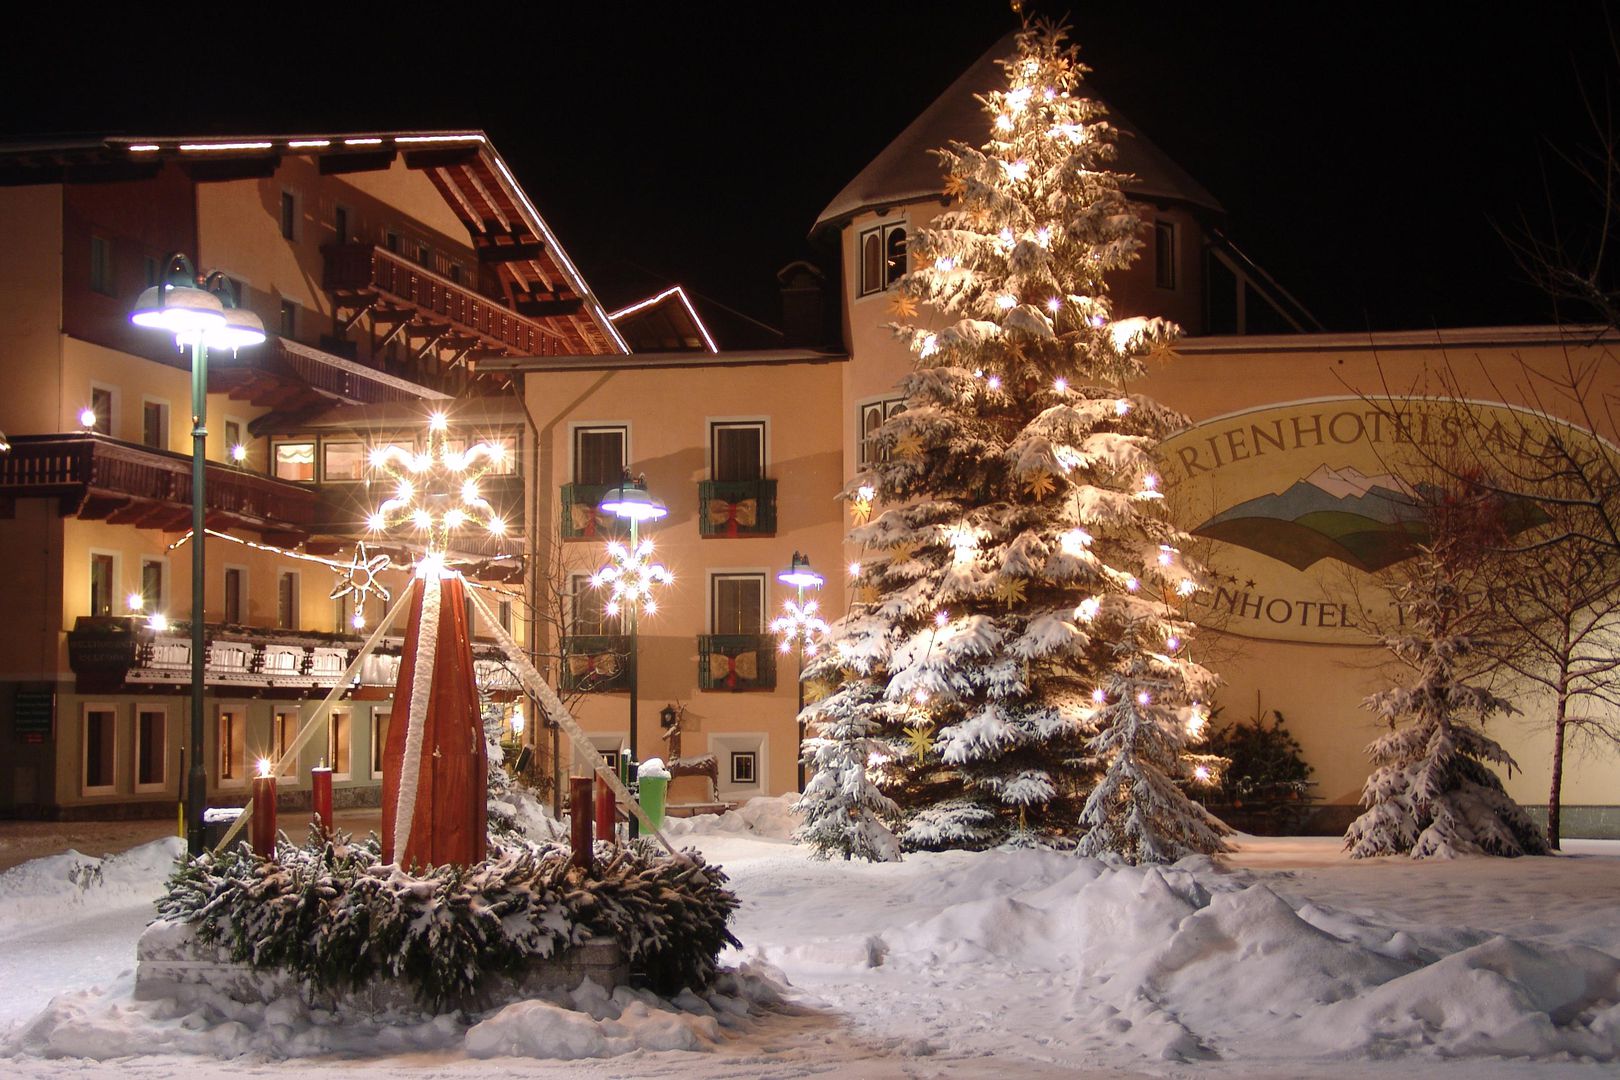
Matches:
[[815, 21, 1226, 860], [1345, 480, 1548, 859], [794, 675, 903, 861]]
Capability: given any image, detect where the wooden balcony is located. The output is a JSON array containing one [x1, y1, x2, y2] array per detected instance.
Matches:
[[697, 634, 777, 692], [323, 243, 569, 359], [559, 483, 628, 541], [209, 336, 453, 420], [699, 479, 777, 538], [560, 634, 631, 692], [0, 434, 318, 545], [67, 616, 521, 698]]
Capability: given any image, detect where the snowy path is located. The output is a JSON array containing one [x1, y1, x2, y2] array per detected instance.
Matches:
[[1, 806, 1619, 1077]]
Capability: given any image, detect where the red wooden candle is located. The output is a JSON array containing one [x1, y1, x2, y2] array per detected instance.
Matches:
[[569, 777, 594, 871], [311, 766, 333, 836], [250, 761, 277, 859], [594, 775, 616, 847]]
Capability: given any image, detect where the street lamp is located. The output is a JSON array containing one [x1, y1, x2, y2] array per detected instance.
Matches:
[[773, 551, 826, 791], [131, 254, 265, 856], [597, 472, 668, 838]]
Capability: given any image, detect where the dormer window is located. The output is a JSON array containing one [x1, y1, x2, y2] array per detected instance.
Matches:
[[859, 221, 907, 296]]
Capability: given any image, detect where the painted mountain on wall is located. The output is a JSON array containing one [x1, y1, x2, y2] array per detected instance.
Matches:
[[1191, 465, 1542, 572]]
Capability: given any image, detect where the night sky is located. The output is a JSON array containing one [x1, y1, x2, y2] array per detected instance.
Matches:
[[7, 3, 1615, 338]]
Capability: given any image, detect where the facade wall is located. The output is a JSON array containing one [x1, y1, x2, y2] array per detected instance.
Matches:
[[0, 186, 64, 444]]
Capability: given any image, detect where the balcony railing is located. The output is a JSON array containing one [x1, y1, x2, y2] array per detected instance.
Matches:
[[560, 634, 631, 693], [559, 483, 628, 541], [699, 479, 777, 538], [0, 434, 318, 542], [323, 243, 564, 357], [697, 634, 777, 692]]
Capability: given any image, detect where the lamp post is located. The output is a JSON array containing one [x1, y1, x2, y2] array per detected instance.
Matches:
[[773, 551, 826, 791], [131, 254, 265, 856], [597, 473, 669, 839]]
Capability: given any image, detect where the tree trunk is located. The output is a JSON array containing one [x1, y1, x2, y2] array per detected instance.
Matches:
[[1548, 705, 1567, 852]]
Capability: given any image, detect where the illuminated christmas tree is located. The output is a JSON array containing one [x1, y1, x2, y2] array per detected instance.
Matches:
[[810, 21, 1227, 861]]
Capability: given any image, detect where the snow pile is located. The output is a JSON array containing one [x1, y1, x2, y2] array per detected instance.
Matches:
[[636, 757, 672, 780], [0, 837, 181, 928], [662, 794, 798, 840], [764, 850, 1620, 1064]]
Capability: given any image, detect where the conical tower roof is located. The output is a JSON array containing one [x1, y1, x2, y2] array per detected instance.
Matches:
[[814, 31, 1224, 232]]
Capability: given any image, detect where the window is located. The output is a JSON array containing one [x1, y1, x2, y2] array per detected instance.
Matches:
[[371, 711, 390, 777], [416, 242, 432, 267], [280, 191, 297, 240], [448, 264, 463, 285], [273, 442, 315, 482], [279, 299, 298, 339], [89, 553, 115, 616], [224, 566, 245, 625], [84, 706, 117, 793], [858, 221, 907, 296], [223, 418, 243, 459], [322, 440, 365, 481], [711, 421, 764, 482], [1154, 220, 1177, 290], [90, 236, 114, 296], [140, 558, 165, 613], [711, 573, 764, 635], [858, 395, 907, 468], [328, 709, 351, 778], [277, 571, 299, 629], [142, 399, 168, 450], [570, 573, 611, 635], [143, 255, 159, 287], [333, 204, 349, 244], [384, 230, 401, 253], [274, 711, 298, 778], [89, 385, 113, 436], [573, 426, 626, 485], [136, 708, 166, 789], [498, 600, 512, 633], [730, 751, 757, 786], [484, 433, 519, 475], [218, 708, 245, 784]]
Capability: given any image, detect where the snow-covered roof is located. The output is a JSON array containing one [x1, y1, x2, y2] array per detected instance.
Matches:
[[814, 31, 1225, 233]]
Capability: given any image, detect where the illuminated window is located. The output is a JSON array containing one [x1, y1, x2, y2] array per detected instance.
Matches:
[[274, 710, 298, 778], [1154, 220, 1177, 290], [570, 573, 612, 636], [322, 440, 365, 481], [858, 221, 907, 296], [89, 385, 113, 436], [328, 710, 351, 778], [218, 708, 245, 784], [89, 552, 115, 616], [371, 711, 390, 777], [224, 566, 245, 624], [83, 706, 117, 794], [277, 571, 299, 629], [273, 442, 315, 482], [140, 558, 165, 613], [142, 400, 168, 449], [136, 707, 166, 789]]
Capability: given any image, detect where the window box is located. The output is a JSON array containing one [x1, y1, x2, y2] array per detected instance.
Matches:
[[699, 479, 777, 538], [697, 634, 776, 692], [559, 483, 628, 540], [561, 634, 631, 692]]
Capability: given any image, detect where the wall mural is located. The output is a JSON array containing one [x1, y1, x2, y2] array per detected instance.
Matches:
[[1159, 397, 1573, 645]]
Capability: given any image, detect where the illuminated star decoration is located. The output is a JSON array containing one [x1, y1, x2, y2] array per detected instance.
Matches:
[[328, 541, 392, 630], [365, 412, 510, 569], [592, 538, 673, 618], [771, 598, 829, 658]]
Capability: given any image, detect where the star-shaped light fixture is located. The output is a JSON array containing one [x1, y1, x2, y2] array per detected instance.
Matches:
[[365, 412, 510, 569], [328, 541, 393, 630], [591, 538, 672, 618], [770, 598, 829, 658]]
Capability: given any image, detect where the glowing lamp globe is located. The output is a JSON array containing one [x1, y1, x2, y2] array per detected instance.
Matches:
[[130, 282, 225, 337], [599, 483, 667, 522], [777, 552, 824, 590], [193, 305, 267, 351]]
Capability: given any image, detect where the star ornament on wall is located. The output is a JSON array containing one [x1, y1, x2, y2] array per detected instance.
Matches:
[[365, 411, 511, 568], [888, 292, 919, 318], [328, 542, 392, 630]]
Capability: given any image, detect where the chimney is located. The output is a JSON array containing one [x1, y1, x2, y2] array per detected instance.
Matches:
[[776, 260, 826, 346]]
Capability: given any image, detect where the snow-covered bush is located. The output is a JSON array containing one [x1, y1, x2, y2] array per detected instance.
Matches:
[[156, 833, 740, 1010]]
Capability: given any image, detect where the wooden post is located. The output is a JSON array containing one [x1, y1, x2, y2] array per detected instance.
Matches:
[[250, 769, 277, 859], [594, 775, 616, 846], [569, 776, 594, 871], [311, 766, 333, 837]]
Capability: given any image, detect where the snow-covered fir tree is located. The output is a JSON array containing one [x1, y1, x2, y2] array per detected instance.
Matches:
[[794, 675, 903, 861], [1345, 482, 1547, 859], [805, 21, 1227, 860]]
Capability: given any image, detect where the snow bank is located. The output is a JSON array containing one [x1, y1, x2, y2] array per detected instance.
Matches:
[[662, 794, 799, 840], [0, 838, 182, 931]]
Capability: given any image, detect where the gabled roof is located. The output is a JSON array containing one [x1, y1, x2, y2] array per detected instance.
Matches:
[[814, 32, 1224, 233], [0, 130, 627, 356], [609, 286, 719, 354]]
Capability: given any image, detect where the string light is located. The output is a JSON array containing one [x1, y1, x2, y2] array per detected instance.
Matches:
[[1166, 635, 1181, 652], [1060, 529, 1093, 555], [986, 375, 1003, 391], [1092, 687, 1106, 704], [1176, 579, 1198, 597], [1002, 159, 1030, 182], [366, 413, 510, 563], [1125, 576, 1140, 592], [848, 560, 862, 578], [914, 689, 929, 705], [920, 333, 939, 358], [1075, 597, 1100, 621], [1158, 547, 1175, 567], [1137, 691, 1152, 706], [127, 592, 145, 612], [1186, 705, 1207, 739], [148, 613, 169, 632], [1053, 377, 1068, 393], [79, 408, 96, 429], [229, 444, 248, 463], [1035, 227, 1051, 245], [771, 598, 828, 658], [934, 256, 955, 271], [996, 294, 1016, 310], [935, 610, 949, 627], [1007, 86, 1032, 112], [1193, 764, 1212, 784], [1047, 297, 1062, 313], [1116, 399, 1131, 416]]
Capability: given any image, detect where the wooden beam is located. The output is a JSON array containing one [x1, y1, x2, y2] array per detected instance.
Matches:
[[476, 237, 545, 263], [180, 156, 282, 182], [514, 297, 585, 319], [319, 151, 397, 175], [403, 148, 480, 171]]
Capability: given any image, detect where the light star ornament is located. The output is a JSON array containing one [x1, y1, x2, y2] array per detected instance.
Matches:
[[771, 598, 829, 658], [365, 412, 510, 564], [592, 538, 672, 618], [328, 542, 392, 629], [904, 722, 935, 763]]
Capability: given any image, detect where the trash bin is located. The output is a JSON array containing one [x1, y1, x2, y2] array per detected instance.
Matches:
[[201, 806, 244, 852], [636, 758, 672, 831]]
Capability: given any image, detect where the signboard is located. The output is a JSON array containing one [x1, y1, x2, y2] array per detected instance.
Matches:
[[14, 688, 54, 743], [1160, 396, 1593, 645]]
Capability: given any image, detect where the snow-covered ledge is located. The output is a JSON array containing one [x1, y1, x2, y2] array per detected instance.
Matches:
[[134, 919, 627, 1013]]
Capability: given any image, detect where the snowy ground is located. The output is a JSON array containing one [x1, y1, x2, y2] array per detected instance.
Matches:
[[1, 799, 1618, 1078]]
